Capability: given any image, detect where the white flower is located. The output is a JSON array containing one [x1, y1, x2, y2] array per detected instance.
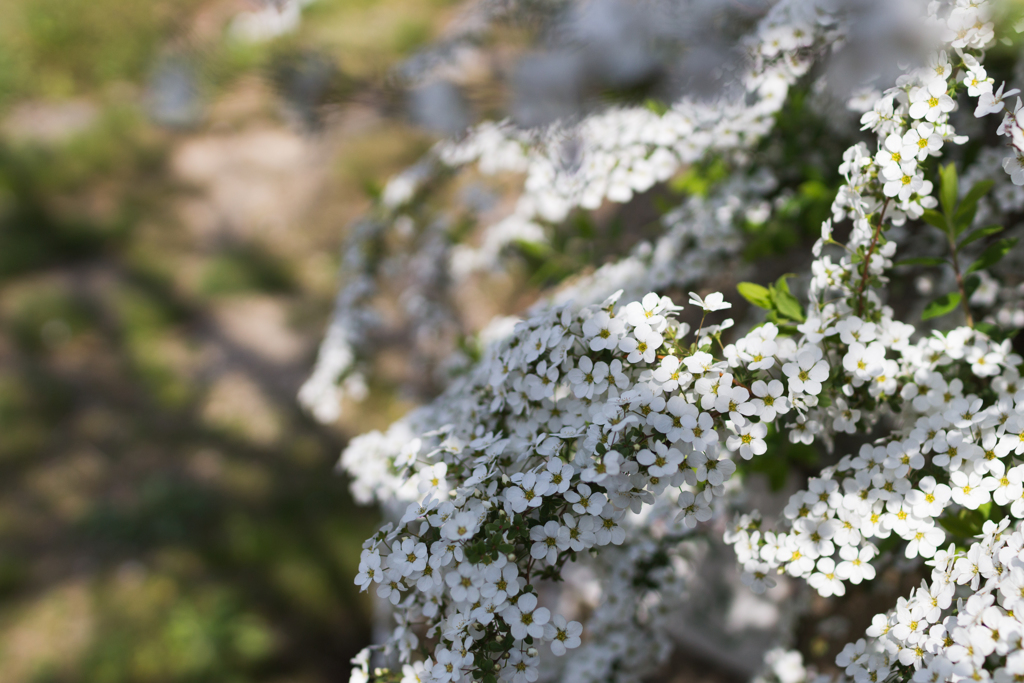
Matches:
[[688, 291, 732, 312], [530, 520, 570, 565], [390, 537, 428, 576], [904, 521, 944, 559], [432, 646, 472, 683], [652, 355, 689, 393], [783, 350, 830, 395], [882, 161, 925, 201], [582, 310, 626, 352], [443, 511, 480, 542], [562, 513, 596, 552], [619, 322, 664, 364], [675, 490, 712, 528], [831, 397, 861, 434], [976, 82, 1020, 117], [544, 615, 583, 655], [637, 441, 685, 477], [741, 561, 777, 594], [726, 418, 768, 460], [694, 452, 737, 486], [624, 292, 671, 327], [809, 557, 846, 597], [751, 379, 790, 422], [906, 476, 952, 518], [993, 466, 1024, 506], [963, 66, 993, 96], [503, 592, 550, 640], [565, 483, 606, 517], [835, 545, 876, 584], [503, 649, 539, 683], [504, 472, 551, 513], [566, 356, 610, 399], [909, 80, 955, 122], [902, 122, 943, 161], [949, 470, 991, 510], [355, 550, 381, 590], [1002, 154, 1024, 186]]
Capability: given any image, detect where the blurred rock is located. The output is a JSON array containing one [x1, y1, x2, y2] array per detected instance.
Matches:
[[146, 55, 204, 129], [272, 50, 347, 131], [1, 100, 99, 145], [408, 79, 470, 136]]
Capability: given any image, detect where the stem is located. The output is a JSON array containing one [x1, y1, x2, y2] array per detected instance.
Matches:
[[946, 231, 975, 328], [856, 199, 891, 316]]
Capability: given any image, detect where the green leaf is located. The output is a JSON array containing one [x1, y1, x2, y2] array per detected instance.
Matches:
[[922, 292, 962, 320], [770, 288, 805, 322], [939, 163, 958, 220], [959, 179, 995, 209], [737, 282, 772, 309], [921, 208, 947, 232], [964, 274, 981, 300], [958, 224, 1003, 249], [954, 179, 995, 235], [644, 98, 670, 116], [938, 508, 985, 539], [774, 273, 796, 294], [895, 256, 947, 267], [954, 202, 978, 236], [973, 323, 1020, 343], [965, 237, 1018, 274], [767, 275, 805, 322]]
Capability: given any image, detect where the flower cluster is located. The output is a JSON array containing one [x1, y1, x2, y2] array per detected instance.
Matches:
[[299, 0, 845, 422], [352, 283, 845, 681], [835, 517, 1024, 682], [326, 1, 1024, 682], [728, 331, 1022, 597], [438, 0, 837, 277], [725, 0, 1020, 600]]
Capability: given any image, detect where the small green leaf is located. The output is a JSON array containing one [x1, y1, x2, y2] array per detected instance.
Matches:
[[644, 98, 670, 116], [938, 508, 985, 539], [954, 179, 995, 235], [954, 203, 978, 236], [965, 237, 1018, 275], [767, 275, 804, 322], [895, 256, 947, 267], [958, 224, 1003, 249], [959, 179, 995, 208], [737, 282, 772, 309], [964, 274, 981, 300], [953, 179, 995, 236], [774, 273, 796, 295], [771, 288, 806, 322], [939, 163, 958, 220], [974, 322, 1004, 339], [922, 292, 962, 320], [921, 209, 947, 232]]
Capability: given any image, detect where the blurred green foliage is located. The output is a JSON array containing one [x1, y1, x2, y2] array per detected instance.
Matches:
[[200, 247, 297, 297], [0, 0, 204, 102], [0, 0, 452, 680]]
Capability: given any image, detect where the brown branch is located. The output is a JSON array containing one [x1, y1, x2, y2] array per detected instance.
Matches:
[[946, 226, 975, 328], [856, 199, 891, 316]]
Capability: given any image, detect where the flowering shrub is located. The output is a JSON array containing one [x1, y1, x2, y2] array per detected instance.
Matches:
[[305, 0, 1024, 682]]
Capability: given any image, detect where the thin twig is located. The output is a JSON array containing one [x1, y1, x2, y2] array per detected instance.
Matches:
[[946, 226, 975, 328], [856, 199, 891, 316]]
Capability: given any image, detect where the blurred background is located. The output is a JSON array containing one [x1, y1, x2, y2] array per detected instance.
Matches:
[[0, 0, 479, 680]]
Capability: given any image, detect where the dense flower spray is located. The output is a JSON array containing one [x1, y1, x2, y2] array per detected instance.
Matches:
[[306, 0, 1024, 682]]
